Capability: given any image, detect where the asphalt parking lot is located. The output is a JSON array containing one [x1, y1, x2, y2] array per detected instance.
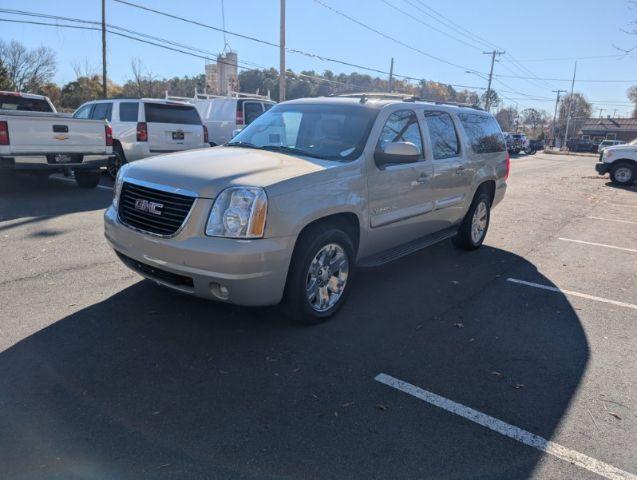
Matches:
[[0, 153, 635, 479]]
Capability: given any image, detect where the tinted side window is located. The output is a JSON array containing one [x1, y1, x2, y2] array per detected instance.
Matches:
[[244, 102, 263, 125], [458, 113, 505, 154], [376, 110, 423, 158], [91, 102, 112, 121], [424, 111, 459, 160], [119, 102, 139, 122], [263, 103, 274, 112], [73, 104, 93, 119], [144, 103, 201, 125]]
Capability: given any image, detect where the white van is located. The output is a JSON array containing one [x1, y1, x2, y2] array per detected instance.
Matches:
[[74, 99, 209, 178], [166, 92, 276, 146]]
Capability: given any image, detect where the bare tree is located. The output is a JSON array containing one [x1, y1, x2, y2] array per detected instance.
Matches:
[[0, 40, 56, 92], [129, 58, 161, 98], [627, 85, 637, 117]]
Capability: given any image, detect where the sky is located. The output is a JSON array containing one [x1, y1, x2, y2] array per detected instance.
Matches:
[[1, 0, 636, 116]]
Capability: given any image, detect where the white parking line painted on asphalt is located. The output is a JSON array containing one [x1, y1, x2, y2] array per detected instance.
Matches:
[[507, 278, 637, 311], [606, 203, 637, 209], [588, 216, 637, 225], [558, 238, 637, 254], [375, 373, 637, 480], [50, 175, 113, 191]]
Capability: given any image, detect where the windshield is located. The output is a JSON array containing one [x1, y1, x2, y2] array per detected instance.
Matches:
[[229, 103, 379, 161]]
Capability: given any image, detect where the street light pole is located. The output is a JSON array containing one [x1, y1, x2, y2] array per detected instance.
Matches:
[[562, 61, 577, 149], [279, 0, 286, 102], [101, 0, 107, 98]]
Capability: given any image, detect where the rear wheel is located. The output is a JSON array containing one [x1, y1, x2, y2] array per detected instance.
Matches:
[[75, 170, 101, 188], [453, 192, 491, 250], [609, 162, 635, 186], [107, 144, 126, 180], [282, 226, 354, 325]]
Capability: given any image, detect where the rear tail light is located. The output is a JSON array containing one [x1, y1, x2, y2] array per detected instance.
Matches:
[[136, 122, 148, 142], [504, 150, 510, 180], [105, 124, 113, 146], [203, 125, 209, 144], [236, 107, 244, 126], [0, 121, 9, 145]]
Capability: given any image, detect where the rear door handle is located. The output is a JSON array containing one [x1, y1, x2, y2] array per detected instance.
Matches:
[[455, 165, 466, 174]]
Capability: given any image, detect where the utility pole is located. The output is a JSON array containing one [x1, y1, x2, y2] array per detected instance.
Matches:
[[101, 0, 107, 98], [613, 109, 618, 118], [562, 61, 577, 149], [279, 0, 286, 102], [551, 89, 566, 148], [598, 108, 605, 118], [388, 58, 394, 92], [483, 50, 505, 112]]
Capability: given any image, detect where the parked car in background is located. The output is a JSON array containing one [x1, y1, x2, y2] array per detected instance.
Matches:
[[504, 132, 530, 154], [165, 91, 276, 146], [597, 139, 625, 153], [595, 138, 637, 186], [73, 98, 209, 178], [104, 94, 508, 324], [528, 139, 544, 152], [567, 138, 598, 153], [1, 91, 113, 188]]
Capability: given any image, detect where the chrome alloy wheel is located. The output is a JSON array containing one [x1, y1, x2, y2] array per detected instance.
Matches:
[[614, 167, 633, 184], [306, 243, 349, 312], [471, 201, 488, 244]]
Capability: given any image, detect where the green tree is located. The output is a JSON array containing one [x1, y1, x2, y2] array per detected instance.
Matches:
[[59, 75, 104, 110], [556, 93, 592, 140]]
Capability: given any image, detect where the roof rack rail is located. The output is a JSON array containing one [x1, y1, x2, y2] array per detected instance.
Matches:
[[165, 88, 272, 102], [331, 92, 483, 109]]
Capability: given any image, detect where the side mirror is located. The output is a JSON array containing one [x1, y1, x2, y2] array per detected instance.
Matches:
[[374, 141, 420, 168]]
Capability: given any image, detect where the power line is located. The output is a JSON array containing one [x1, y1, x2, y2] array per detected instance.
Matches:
[[311, 0, 481, 73]]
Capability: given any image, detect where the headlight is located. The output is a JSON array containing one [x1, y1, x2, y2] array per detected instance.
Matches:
[[206, 187, 268, 238], [604, 150, 613, 159], [113, 163, 129, 210]]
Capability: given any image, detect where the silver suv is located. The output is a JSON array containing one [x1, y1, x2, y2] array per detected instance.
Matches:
[[104, 94, 508, 323]]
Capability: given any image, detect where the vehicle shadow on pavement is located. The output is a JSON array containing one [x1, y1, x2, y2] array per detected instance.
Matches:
[[0, 244, 589, 479], [0, 175, 112, 228], [604, 181, 637, 192]]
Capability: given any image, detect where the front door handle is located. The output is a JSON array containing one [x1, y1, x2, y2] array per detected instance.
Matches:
[[416, 173, 429, 184], [455, 165, 466, 174]]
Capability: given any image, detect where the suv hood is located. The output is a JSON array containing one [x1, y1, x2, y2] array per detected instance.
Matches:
[[123, 146, 340, 198]]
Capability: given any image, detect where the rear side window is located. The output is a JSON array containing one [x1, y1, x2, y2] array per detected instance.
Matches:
[[424, 111, 459, 159], [376, 110, 423, 159], [144, 103, 201, 125], [458, 113, 506, 154], [263, 103, 274, 112], [119, 102, 139, 122], [0, 95, 53, 112], [91, 102, 112, 121]]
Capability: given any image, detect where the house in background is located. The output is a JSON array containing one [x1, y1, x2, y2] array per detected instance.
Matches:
[[578, 118, 637, 143]]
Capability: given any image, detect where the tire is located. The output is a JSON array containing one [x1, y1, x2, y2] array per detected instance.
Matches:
[[107, 144, 126, 180], [75, 170, 101, 188], [453, 191, 491, 250], [282, 225, 355, 325], [609, 161, 636, 186]]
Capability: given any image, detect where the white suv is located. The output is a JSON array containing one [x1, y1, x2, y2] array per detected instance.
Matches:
[[74, 99, 209, 178]]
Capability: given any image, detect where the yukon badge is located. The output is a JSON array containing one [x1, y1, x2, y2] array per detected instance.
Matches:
[[134, 199, 163, 216]]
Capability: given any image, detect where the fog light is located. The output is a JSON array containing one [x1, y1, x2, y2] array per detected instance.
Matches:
[[209, 282, 230, 300]]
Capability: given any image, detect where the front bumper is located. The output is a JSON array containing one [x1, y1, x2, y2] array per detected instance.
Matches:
[[595, 162, 610, 175], [104, 205, 295, 307], [1, 154, 112, 171]]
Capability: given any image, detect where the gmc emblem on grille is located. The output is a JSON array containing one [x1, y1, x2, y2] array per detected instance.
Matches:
[[134, 199, 164, 215]]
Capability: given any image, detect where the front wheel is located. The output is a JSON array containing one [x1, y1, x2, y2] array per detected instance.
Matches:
[[75, 170, 101, 188], [609, 162, 635, 186], [453, 192, 491, 250], [282, 226, 355, 325]]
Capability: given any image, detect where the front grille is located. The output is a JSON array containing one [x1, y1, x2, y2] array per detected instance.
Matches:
[[118, 181, 195, 236], [116, 251, 194, 288]]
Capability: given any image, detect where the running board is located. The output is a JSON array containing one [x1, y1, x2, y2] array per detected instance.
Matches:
[[358, 227, 458, 268]]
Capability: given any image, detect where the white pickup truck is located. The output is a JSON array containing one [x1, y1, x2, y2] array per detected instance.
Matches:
[[595, 138, 637, 186], [0, 91, 114, 188]]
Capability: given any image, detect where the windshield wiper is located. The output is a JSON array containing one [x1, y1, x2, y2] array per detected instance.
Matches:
[[225, 141, 262, 149], [260, 145, 328, 160]]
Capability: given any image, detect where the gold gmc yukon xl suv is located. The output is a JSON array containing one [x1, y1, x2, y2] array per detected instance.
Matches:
[[104, 95, 509, 323]]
